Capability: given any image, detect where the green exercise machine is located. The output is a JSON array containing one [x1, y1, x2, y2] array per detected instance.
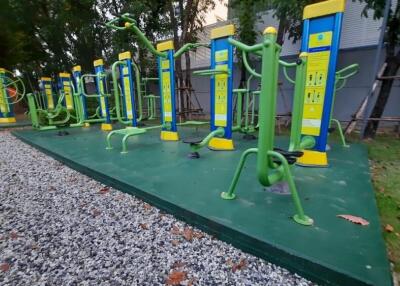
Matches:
[[220, 26, 314, 226], [0, 68, 26, 124]]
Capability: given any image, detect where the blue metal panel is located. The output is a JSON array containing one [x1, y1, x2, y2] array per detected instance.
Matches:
[[119, 58, 137, 126], [0, 72, 13, 118], [210, 36, 234, 139], [158, 50, 177, 132]]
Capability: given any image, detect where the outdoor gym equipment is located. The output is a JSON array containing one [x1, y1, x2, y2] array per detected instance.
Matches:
[[296, 0, 348, 167], [220, 26, 314, 226], [141, 77, 159, 120], [28, 74, 73, 130], [38, 77, 56, 111], [105, 13, 207, 153], [80, 59, 113, 131], [0, 68, 26, 124], [182, 25, 238, 157]]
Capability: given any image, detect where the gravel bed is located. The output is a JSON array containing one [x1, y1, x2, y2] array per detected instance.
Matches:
[[0, 130, 314, 286]]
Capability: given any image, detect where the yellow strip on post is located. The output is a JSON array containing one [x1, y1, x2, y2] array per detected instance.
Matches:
[[157, 40, 174, 52], [93, 59, 104, 67], [41, 77, 52, 81], [72, 66, 81, 72], [101, 123, 113, 131], [208, 138, 234, 151], [210, 24, 235, 39], [160, 131, 179, 141], [0, 117, 16, 123], [296, 150, 328, 167], [119, 51, 131, 60], [0, 68, 6, 73], [59, 72, 70, 78], [303, 0, 346, 19]]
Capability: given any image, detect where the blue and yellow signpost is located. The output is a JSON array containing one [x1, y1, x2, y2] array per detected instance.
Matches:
[[297, 0, 346, 167], [0, 68, 16, 123], [93, 59, 112, 131], [72, 65, 88, 121], [39, 77, 55, 110], [118, 51, 137, 127], [157, 40, 179, 141], [58, 72, 75, 113], [208, 24, 235, 150]]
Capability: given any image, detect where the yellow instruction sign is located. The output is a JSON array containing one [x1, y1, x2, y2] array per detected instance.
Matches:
[[214, 49, 229, 127], [123, 67, 133, 119], [301, 31, 332, 136], [161, 60, 172, 122]]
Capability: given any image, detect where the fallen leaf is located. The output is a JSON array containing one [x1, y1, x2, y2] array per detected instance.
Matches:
[[139, 223, 149, 230], [9, 231, 19, 240], [99, 187, 110, 194], [92, 209, 101, 217], [172, 261, 186, 268], [166, 271, 187, 285], [187, 278, 196, 286], [183, 228, 193, 241], [378, 187, 385, 193], [143, 203, 152, 210], [171, 240, 180, 246], [193, 232, 204, 239], [171, 225, 181, 235], [337, 215, 369, 226], [385, 224, 394, 232], [0, 263, 10, 272], [232, 259, 247, 272]]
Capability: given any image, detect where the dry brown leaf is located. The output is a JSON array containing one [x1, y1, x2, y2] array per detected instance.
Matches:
[[9, 231, 19, 240], [378, 187, 385, 193], [92, 209, 101, 217], [171, 225, 181, 235], [193, 232, 204, 239], [166, 271, 187, 285], [0, 263, 10, 272], [232, 259, 247, 272], [99, 187, 110, 194], [171, 240, 180, 246], [139, 223, 149, 230], [143, 203, 152, 210], [337, 214, 369, 226], [183, 228, 193, 241], [385, 224, 394, 232], [187, 278, 196, 286]]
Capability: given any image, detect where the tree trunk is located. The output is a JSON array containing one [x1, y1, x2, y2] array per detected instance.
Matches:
[[363, 50, 400, 138]]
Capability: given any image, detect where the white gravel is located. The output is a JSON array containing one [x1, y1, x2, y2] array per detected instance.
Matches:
[[0, 130, 314, 286]]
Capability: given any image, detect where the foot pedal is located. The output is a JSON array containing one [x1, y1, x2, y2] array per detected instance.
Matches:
[[243, 134, 256, 140], [188, 152, 200, 159], [57, 131, 69, 136], [183, 137, 203, 147]]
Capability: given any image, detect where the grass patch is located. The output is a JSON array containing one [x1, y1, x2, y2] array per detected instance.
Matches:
[[363, 134, 400, 273]]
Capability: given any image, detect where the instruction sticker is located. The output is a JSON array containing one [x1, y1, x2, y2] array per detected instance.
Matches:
[[214, 64, 228, 127], [99, 79, 107, 117], [44, 84, 54, 109], [63, 81, 74, 110], [301, 31, 332, 136], [161, 59, 172, 122], [123, 67, 133, 119], [0, 82, 8, 113]]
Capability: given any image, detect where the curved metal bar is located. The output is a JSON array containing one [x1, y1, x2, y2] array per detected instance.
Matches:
[[174, 43, 210, 58], [242, 51, 261, 78]]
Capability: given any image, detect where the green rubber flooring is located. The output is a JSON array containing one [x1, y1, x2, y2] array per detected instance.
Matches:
[[12, 126, 392, 286]]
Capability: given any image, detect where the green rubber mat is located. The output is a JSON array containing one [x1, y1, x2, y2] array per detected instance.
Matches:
[[12, 127, 392, 286]]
